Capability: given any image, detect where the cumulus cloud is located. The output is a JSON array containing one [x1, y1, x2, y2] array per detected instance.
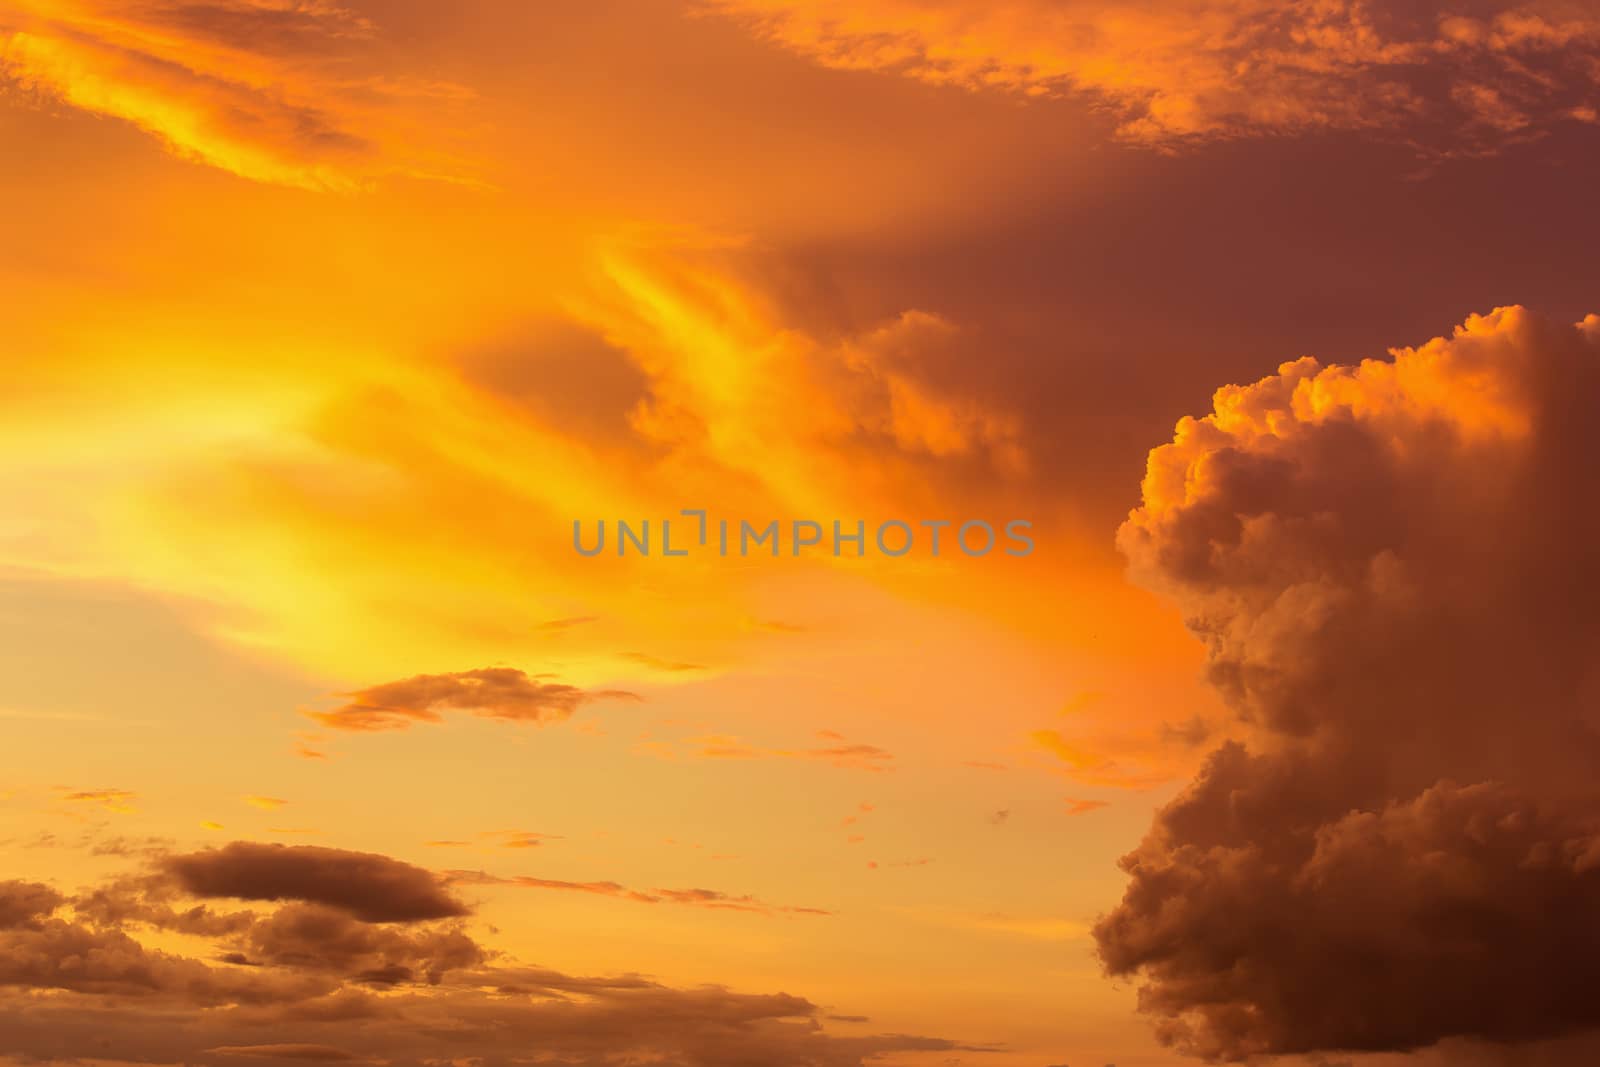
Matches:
[[239, 902, 485, 984], [0, 881, 334, 1003], [710, 0, 1600, 153], [1094, 307, 1600, 1059], [307, 667, 640, 733], [0, 881, 61, 928]]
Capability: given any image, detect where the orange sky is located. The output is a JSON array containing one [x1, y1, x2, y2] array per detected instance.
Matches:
[[4, 4, 1600, 1067]]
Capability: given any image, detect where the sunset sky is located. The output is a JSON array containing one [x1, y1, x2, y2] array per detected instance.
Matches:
[[4, 3, 1600, 1066]]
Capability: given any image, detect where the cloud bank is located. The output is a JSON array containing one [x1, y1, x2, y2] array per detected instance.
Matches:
[[0, 841, 966, 1066]]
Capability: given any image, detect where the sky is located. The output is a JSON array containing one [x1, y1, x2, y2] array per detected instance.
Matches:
[[2, 2, 1600, 1066]]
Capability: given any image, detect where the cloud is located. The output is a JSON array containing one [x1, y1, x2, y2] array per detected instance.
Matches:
[[0, 894, 333, 1003], [572, 241, 1031, 513], [752, 618, 808, 633], [307, 667, 640, 733], [238, 902, 485, 984], [0, 0, 474, 190], [483, 830, 560, 849], [1094, 307, 1600, 1060], [162, 842, 469, 922], [0, 881, 61, 929], [57, 787, 137, 812], [207, 1047, 368, 1063], [534, 615, 600, 632], [245, 795, 289, 810], [0, 851, 948, 1067], [1029, 690, 1197, 789], [72, 867, 481, 990], [621, 651, 708, 672], [647, 732, 896, 771], [0, 228, 1039, 692], [448, 869, 832, 917], [709, 0, 1600, 153], [842, 802, 874, 827], [90, 834, 175, 858], [293, 738, 331, 760], [425, 830, 561, 851], [1031, 729, 1176, 789]]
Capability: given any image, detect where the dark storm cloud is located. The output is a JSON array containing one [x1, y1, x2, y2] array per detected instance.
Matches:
[[1095, 307, 1600, 1060]]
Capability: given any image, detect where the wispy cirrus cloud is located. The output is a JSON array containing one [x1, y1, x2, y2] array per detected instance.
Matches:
[[448, 868, 832, 917], [620, 650, 708, 673], [639, 730, 896, 772], [206, 1045, 373, 1063], [424, 830, 562, 851], [56, 786, 138, 813], [1030, 727, 1177, 790], [0, 0, 476, 190]]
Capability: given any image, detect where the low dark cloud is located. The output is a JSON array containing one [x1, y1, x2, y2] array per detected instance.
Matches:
[[240, 902, 485, 984], [0, 899, 334, 1003], [162, 842, 468, 922], [0, 881, 60, 929]]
